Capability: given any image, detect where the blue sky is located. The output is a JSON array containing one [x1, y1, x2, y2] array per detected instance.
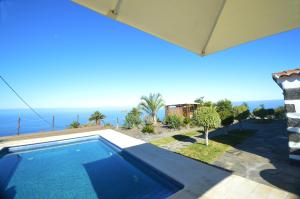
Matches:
[[0, 0, 300, 109]]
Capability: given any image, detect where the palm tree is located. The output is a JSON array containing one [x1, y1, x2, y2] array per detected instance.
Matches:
[[89, 111, 106, 126], [139, 93, 164, 125]]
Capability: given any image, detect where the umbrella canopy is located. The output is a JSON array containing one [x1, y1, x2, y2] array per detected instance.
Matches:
[[73, 0, 300, 56]]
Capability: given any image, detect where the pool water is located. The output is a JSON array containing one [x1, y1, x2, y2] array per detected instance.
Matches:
[[0, 137, 182, 199]]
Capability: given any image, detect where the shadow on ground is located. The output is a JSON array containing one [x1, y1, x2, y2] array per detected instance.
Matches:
[[172, 134, 197, 143], [210, 119, 300, 195]]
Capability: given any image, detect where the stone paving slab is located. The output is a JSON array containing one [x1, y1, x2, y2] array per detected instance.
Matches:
[[201, 175, 298, 199], [212, 120, 300, 195]]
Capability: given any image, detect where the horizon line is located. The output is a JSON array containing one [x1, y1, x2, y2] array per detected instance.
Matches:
[[0, 98, 284, 110]]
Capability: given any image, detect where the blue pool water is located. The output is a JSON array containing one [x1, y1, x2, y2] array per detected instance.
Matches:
[[0, 137, 182, 199]]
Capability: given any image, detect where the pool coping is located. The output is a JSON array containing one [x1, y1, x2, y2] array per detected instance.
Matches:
[[0, 129, 297, 199]]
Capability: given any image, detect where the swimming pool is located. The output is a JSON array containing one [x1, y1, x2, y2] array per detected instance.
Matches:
[[0, 136, 183, 199]]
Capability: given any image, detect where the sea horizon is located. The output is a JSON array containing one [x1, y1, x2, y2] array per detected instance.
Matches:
[[0, 99, 284, 137]]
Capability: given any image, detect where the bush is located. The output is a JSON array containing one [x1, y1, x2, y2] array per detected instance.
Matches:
[[265, 108, 275, 119], [220, 111, 234, 127], [124, 107, 142, 129], [142, 124, 155, 133], [216, 99, 234, 127], [253, 107, 264, 119], [104, 123, 113, 128], [274, 106, 286, 119], [124, 112, 142, 129], [233, 103, 250, 123], [69, 121, 80, 128], [164, 115, 184, 129], [253, 105, 275, 120], [183, 117, 191, 127]]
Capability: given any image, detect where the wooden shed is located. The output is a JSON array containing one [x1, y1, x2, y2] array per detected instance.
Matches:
[[165, 103, 199, 118]]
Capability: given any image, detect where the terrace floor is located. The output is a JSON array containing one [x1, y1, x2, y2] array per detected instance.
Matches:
[[213, 120, 300, 195], [141, 120, 300, 196]]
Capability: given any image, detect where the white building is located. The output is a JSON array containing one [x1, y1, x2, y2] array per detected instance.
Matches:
[[273, 68, 300, 162]]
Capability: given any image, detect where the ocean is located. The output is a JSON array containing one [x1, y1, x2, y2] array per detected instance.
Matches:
[[0, 99, 283, 137]]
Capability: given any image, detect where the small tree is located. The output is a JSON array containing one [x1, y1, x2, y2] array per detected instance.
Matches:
[[233, 103, 250, 130], [89, 111, 106, 126], [194, 97, 215, 108], [192, 107, 221, 146], [124, 107, 142, 129], [216, 99, 234, 132], [194, 97, 204, 104]]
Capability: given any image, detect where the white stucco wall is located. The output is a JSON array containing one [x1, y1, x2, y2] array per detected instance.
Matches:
[[276, 76, 300, 89]]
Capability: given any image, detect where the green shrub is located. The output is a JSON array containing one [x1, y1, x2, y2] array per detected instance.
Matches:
[[265, 108, 275, 119], [220, 112, 234, 127], [233, 103, 250, 122], [216, 99, 234, 127], [69, 121, 80, 128], [142, 124, 155, 133], [233, 103, 250, 130], [253, 107, 264, 119], [183, 117, 191, 127], [124, 113, 142, 129], [253, 105, 275, 120], [164, 115, 184, 129], [104, 123, 113, 128], [274, 106, 286, 119], [124, 107, 142, 129]]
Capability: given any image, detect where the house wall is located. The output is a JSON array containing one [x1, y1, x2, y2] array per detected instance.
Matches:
[[166, 107, 184, 117], [165, 104, 198, 118], [275, 76, 300, 161]]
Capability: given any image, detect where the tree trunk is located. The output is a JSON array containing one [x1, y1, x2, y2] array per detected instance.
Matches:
[[152, 114, 157, 125], [205, 129, 209, 146]]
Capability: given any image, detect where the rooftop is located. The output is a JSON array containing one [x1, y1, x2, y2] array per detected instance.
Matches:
[[165, 103, 199, 107], [272, 68, 300, 79]]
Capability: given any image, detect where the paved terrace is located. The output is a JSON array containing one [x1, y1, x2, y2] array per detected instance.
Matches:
[[138, 120, 300, 196], [0, 129, 298, 199]]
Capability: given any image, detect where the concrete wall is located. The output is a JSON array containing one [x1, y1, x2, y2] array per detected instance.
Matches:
[[275, 76, 300, 161]]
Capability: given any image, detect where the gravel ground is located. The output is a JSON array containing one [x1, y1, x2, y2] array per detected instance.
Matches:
[[116, 123, 202, 142]]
